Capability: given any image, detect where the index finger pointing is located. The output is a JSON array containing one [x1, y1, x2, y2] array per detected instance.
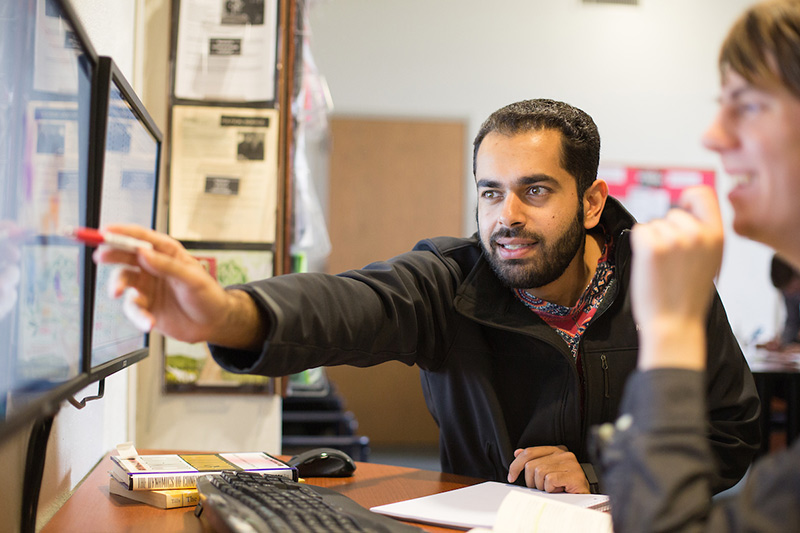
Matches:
[[104, 224, 187, 257]]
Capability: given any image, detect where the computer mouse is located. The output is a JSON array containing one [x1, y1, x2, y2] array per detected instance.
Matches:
[[287, 447, 357, 478]]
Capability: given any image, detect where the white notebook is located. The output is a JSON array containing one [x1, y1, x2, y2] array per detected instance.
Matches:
[[370, 481, 611, 531]]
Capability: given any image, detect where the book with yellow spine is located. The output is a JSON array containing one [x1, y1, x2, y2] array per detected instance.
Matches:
[[108, 477, 200, 509]]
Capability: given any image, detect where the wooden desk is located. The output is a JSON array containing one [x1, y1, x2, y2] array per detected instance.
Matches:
[[42, 451, 482, 533], [747, 349, 800, 457]]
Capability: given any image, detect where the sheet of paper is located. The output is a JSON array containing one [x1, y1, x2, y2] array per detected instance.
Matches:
[[471, 489, 613, 533], [24, 100, 82, 232], [174, 0, 279, 102], [370, 481, 610, 531], [33, 0, 81, 94], [168, 105, 279, 242]]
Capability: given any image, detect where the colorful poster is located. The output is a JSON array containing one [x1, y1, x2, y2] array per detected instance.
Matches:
[[164, 242, 274, 393], [599, 164, 716, 223]]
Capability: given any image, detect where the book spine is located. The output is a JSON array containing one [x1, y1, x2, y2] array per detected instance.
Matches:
[[182, 490, 200, 507], [129, 467, 294, 490], [109, 478, 199, 508], [162, 492, 186, 509], [130, 473, 200, 491]]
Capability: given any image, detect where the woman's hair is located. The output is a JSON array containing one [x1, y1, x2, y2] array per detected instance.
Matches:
[[719, 0, 800, 97]]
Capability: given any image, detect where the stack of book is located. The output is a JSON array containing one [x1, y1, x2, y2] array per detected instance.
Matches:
[[107, 451, 297, 509]]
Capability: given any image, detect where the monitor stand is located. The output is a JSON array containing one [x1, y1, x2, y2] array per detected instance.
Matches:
[[21, 414, 55, 533]]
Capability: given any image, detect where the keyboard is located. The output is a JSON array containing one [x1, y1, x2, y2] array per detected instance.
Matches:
[[194, 471, 422, 533]]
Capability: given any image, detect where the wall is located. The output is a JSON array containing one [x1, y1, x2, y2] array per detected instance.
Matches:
[[307, 0, 779, 349]]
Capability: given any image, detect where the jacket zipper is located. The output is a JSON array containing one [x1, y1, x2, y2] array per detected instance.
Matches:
[[601, 353, 610, 399]]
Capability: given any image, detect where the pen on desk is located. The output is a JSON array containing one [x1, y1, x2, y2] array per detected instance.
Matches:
[[68, 227, 153, 253]]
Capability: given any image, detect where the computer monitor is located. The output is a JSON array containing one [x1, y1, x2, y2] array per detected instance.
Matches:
[[87, 56, 162, 382], [0, 0, 97, 443]]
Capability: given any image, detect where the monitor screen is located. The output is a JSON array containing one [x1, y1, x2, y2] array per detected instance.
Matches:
[[88, 56, 162, 381], [0, 0, 96, 442]]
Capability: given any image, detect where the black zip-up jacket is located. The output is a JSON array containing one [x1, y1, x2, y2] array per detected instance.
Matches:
[[210, 198, 760, 494]]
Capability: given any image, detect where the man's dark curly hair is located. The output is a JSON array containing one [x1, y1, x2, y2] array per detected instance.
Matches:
[[472, 99, 601, 197]]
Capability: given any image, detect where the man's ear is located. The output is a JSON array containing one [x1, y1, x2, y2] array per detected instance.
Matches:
[[583, 179, 608, 230]]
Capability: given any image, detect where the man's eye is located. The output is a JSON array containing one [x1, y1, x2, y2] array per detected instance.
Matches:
[[527, 186, 544, 195], [481, 190, 498, 199]]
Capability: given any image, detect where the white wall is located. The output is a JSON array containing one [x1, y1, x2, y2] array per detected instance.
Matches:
[[307, 0, 779, 347]]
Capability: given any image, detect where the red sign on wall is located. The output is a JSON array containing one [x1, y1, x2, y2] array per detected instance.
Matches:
[[598, 165, 716, 222]]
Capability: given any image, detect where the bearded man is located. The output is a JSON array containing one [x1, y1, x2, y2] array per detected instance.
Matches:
[[96, 99, 760, 495]]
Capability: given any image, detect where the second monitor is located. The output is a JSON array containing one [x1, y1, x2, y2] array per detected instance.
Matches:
[[88, 56, 162, 382]]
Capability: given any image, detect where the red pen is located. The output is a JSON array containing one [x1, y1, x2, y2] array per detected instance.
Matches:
[[69, 227, 153, 253]]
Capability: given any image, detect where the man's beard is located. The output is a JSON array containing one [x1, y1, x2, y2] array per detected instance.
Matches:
[[480, 208, 586, 289]]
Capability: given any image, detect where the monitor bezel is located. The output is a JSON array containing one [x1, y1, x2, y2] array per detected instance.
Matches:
[[84, 55, 162, 384]]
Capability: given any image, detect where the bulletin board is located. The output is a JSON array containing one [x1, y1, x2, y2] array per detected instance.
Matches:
[[162, 0, 301, 393]]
